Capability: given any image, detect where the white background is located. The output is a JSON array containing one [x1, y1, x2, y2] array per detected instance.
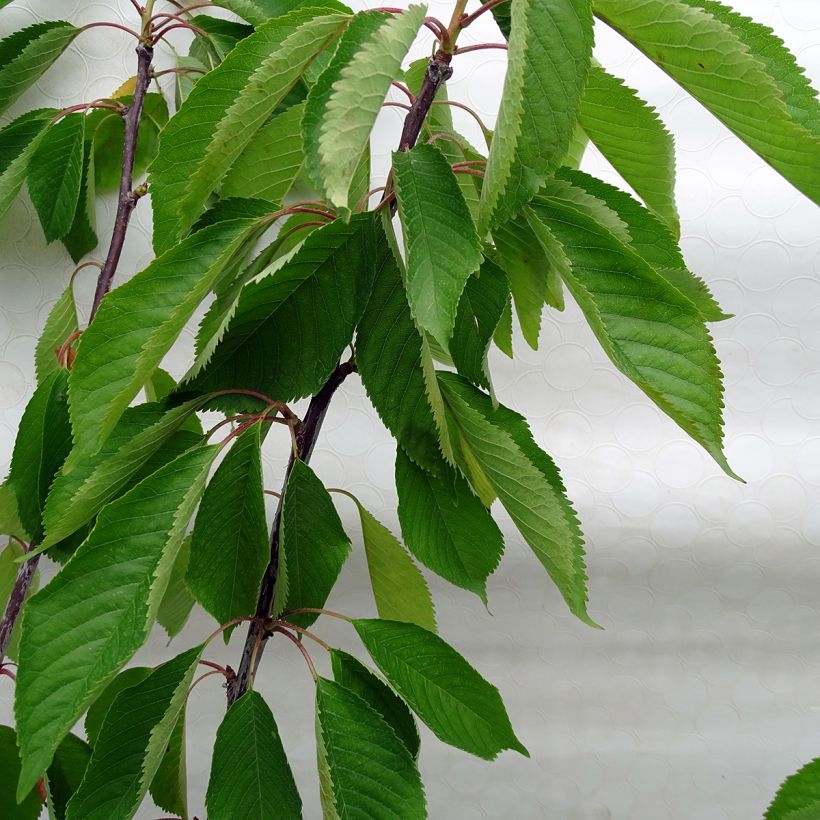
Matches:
[[1, 1, 820, 818]]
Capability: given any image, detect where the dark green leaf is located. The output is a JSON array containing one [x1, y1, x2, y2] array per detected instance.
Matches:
[[206, 691, 301, 820], [46, 734, 91, 820], [84, 667, 151, 747], [16, 447, 217, 795], [65, 646, 202, 820], [188, 426, 268, 632], [0, 21, 79, 116], [315, 676, 426, 819], [356, 238, 442, 473], [396, 448, 503, 602], [61, 136, 98, 262], [0, 108, 53, 222], [354, 618, 528, 760], [438, 373, 594, 624], [0, 483, 27, 541], [276, 459, 351, 628], [150, 9, 350, 251], [27, 113, 85, 243], [393, 143, 483, 347], [330, 649, 420, 758], [185, 214, 378, 405], [189, 15, 253, 65], [149, 711, 188, 820], [0, 725, 40, 820], [35, 285, 78, 384], [7, 370, 71, 542], [214, 0, 351, 27]]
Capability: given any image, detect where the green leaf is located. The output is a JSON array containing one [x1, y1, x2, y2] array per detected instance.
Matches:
[[90, 93, 168, 193], [7, 371, 71, 543], [555, 167, 727, 322], [0, 726, 40, 820], [479, 0, 593, 231], [149, 710, 188, 820], [16, 446, 217, 795], [0, 483, 27, 540], [27, 113, 85, 243], [343, 492, 435, 631], [189, 15, 253, 66], [35, 286, 78, 385], [392, 143, 483, 348], [303, 10, 387, 196], [0, 539, 39, 662], [355, 239, 442, 473], [593, 0, 820, 204], [207, 691, 301, 820], [214, 0, 351, 27], [276, 459, 351, 628], [61, 136, 98, 262], [84, 667, 151, 747], [315, 676, 426, 819], [579, 63, 679, 234], [318, 4, 426, 209], [65, 646, 202, 820], [40, 400, 206, 552], [46, 734, 91, 820], [438, 373, 594, 624], [330, 649, 420, 758], [782, 806, 820, 820], [354, 618, 527, 760], [185, 214, 379, 404], [680, 0, 820, 137], [450, 260, 508, 391], [0, 108, 53, 223], [493, 294, 514, 358], [157, 536, 196, 641], [220, 101, 305, 202], [68, 216, 264, 455], [188, 426, 268, 632], [529, 195, 735, 477], [0, 21, 79, 117], [395, 448, 503, 603], [767, 758, 820, 820], [150, 9, 349, 252]]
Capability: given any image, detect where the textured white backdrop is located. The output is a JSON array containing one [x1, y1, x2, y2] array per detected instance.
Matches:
[[1, 1, 820, 818]]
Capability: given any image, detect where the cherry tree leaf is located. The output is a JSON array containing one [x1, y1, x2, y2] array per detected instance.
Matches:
[[767, 758, 820, 820], [0, 108, 53, 223]]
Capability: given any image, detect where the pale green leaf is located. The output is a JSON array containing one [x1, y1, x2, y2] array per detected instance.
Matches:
[[593, 0, 820, 203], [156, 536, 196, 641], [46, 734, 91, 820], [207, 691, 301, 820], [438, 373, 594, 624], [521, 208, 568, 311], [318, 4, 426, 209], [35, 286, 78, 385], [220, 102, 305, 202], [184, 214, 378, 405], [767, 758, 820, 820], [0, 108, 53, 223], [149, 712, 188, 820], [0, 21, 79, 117], [579, 63, 679, 233], [40, 400, 207, 552], [393, 143, 483, 347], [68, 216, 264, 455], [277, 459, 351, 628], [330, 649, 420, 758], [150, 9, 349, 251], [214, 0, 351, 27], [480, 0, 593, 231], [450, 260, 508, 391], [188, 426, 268, 631], [493, 294, 513, 358], [16, 446, 217, 795], [356, 238, 442, 473], [354, 618, 527, 760], [0, 726, 40, 820], [343, 492, 435, 631], [303, 10, 387, 195], [65, 646, 201, 820], [27, 113, 85, 243], [315, 676, 426, 819], [555, 167, 727, 322], [7, 371, 71, 542], [0, 483, 26, 540], [395, 448, 503, 602], [530, 195, 736, 476]]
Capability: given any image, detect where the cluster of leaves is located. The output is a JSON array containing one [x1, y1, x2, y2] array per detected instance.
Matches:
[[0, 0, 817, 817]]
